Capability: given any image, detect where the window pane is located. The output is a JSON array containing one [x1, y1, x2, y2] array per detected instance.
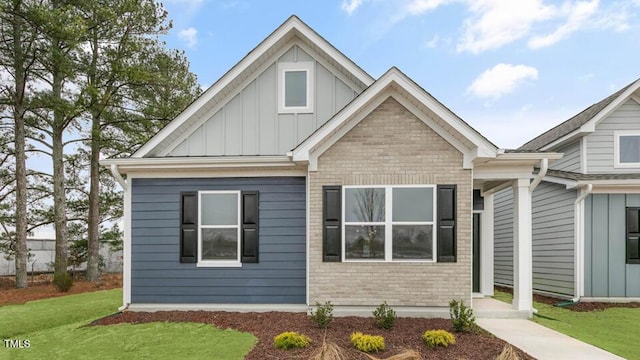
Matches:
[[392, 225, 433, 260], [285, 70, 307, 107], [345, 225, 385, 259], [620, 136, 640, 163], [201, 193, 237, 225], [345, 188, 385, 222], [393, 188, 433, 222], [201, 228, 238, 260]]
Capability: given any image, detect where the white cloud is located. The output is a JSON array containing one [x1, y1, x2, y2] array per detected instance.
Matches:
[[467, 63, 539, 99], [528, 0, 599, 49], [423, 34, 440, 48], [405, 0, 451, 15], [341, 0, 363, 15], [457, 0, 556, 54], [178, 27, 198, 48]]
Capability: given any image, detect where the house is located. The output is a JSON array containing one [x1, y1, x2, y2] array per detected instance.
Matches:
[[494, 80, 640, 301], [101, 16, 561, 317]]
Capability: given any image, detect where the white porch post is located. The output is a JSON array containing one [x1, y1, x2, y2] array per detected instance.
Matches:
[[512, 178, 532, 312], [480, 191, 494, 296]]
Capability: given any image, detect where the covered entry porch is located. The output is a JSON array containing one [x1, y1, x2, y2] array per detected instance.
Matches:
[[471, 151, 562, 317]]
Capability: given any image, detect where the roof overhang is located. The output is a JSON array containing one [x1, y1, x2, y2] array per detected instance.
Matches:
[[290, 67, 499, 171], [100, 156, 298, 174]]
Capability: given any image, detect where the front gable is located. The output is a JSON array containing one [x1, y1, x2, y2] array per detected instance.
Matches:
[[134, 16, 374, 158]]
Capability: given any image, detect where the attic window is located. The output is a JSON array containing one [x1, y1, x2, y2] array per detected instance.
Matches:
[[278, 62, 314, 113], [615, 131, 640, 168]]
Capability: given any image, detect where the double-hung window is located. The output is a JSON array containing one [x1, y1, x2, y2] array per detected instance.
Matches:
[[198, 191, 241, 267], [342, 185, 436, 262], [278, 62, 314, 113], [615, 131, 640, 168]]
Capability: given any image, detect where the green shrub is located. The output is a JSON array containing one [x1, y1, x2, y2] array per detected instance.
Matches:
[[308, 301, 334, 328], [422, 329, 456, 348], [53, 271, 73, 292], [350, 332, 385, 353], [373, 301, 397, 330], [449, 299, 476, 332], [273, 331, 311, 350]]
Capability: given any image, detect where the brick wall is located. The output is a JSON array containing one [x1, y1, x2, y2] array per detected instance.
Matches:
[[308, 96, 472, 307]]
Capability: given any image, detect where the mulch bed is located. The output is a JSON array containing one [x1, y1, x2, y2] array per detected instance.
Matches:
[[496, 286, 640, 312], [0, 273, 122, 306], [93, 311, 533, 359]]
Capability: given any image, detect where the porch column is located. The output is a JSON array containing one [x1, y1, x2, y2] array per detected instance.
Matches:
[[480, 191, 494, 296], [512, 178, 532, 312]]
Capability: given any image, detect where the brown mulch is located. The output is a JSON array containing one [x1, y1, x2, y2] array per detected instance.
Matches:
[[0, 273, 122, 306], [93, 311, 533, 360], [496, 286, 640, 312]]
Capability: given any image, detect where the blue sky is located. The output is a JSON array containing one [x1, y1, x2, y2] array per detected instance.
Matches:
[[160, 0, 640, 148]]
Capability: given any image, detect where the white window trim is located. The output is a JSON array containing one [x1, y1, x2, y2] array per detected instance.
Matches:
[[277, 62, 314, 113], [341, 185, 437, 263], [614, 131, 640, 168], [197, 190, 242, 267]]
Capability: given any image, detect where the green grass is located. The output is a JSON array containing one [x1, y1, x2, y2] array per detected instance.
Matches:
[[0, 289, 257, 359], [493, 290, 640, 360], [0, 289, 122, 338]]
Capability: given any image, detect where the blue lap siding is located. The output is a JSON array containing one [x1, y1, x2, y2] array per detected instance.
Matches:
[[131, 177, 306, 304]]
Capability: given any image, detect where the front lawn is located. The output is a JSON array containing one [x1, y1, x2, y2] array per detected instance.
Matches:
[[1, 289, 256, 359], [494, 290, 640, 360]]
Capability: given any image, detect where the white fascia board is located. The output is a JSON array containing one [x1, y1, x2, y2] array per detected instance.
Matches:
[[542, 175, 578, 189], [293, 68, 497, 167], [100, 156, 297, 173], [133, 16, 373, 159], [540, 79, 640, 151]]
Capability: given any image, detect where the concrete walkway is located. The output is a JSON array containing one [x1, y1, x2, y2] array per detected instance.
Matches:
[[477, 318, 624, 360]]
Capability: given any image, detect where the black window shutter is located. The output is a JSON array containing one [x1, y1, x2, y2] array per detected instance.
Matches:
[[626, 208, 640, 264], [180, 192, 198, 263], [323, 185, 342, 262], [437, 185, 456, 263], [241, 191, 259, 263]]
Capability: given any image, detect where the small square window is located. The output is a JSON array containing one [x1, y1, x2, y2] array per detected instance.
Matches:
[[278, 62, 314, 113], [615, 132, 640, 168]]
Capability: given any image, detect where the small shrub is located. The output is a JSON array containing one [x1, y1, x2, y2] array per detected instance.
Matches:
[[309, 340, 346, 360], [350, 332, 385, 353], [495, 345, 520, 360], [53, 271, 73, 292], [449, 299, 476, 332], [309, 301, 334, 328], [273, 331, 311, 350], [422, 329, 456, 348], [373, 301, 397, 330]]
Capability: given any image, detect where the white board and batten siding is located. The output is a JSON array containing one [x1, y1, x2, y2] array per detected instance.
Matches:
[[550, 141, 581, 172], [586, 98, 640, 174], [169, 45, 359, 156], [493, 182, 577, 297]]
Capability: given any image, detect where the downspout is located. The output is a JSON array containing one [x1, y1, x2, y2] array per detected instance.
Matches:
[[573, 184, 592, 303], [529, 158, 548, 192], [110, 164, 130, 312]]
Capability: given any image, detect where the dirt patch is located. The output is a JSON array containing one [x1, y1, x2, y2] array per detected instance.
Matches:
[[496, 286, 640, 312], [93, 311, 533, 359], [0, 273, 122, 306]]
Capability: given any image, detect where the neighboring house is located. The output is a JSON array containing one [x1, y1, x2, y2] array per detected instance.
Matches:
[[101, 16, 561, 317], [494, 80, 640, 301]]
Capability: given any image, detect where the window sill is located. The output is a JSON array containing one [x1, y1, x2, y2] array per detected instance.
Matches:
[[196, 261, 242, 268], [342, 259, 436, 263]]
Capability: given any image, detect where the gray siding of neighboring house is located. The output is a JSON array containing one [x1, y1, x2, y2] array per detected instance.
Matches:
[[586, 98, 640, 174], [550, 141, 581, 172], [169, 45, 359, 157], [493, 182, 576, 296], [584, 193, 640, 297], [494, 188, 514, 286], [130, 177, 306, 304], [531, 182, 576, 296]]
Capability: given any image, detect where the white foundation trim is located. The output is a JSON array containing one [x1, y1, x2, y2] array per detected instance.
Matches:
[[580, 297, 640, 303]]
